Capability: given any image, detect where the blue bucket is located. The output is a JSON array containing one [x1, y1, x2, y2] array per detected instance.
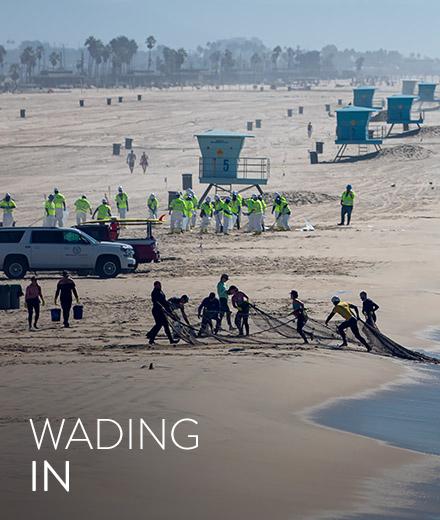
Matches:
[[73, 305, 83, 320], [51, 308, 61, 322]]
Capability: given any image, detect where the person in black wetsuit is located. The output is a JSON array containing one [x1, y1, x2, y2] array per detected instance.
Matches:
[[197, 292, 220, 336], [146, 281, 179, 346], [54, 271, 79, 328], [360, 291, 380, 327]]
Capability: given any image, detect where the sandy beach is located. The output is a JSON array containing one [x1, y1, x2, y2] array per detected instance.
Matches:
[[1, 84, 440, 518]]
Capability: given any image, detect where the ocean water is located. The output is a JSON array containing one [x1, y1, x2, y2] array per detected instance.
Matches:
[[311, 363, 440, 519]]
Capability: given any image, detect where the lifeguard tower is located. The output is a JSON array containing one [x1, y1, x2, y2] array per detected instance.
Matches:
[[334, 106, 382, 161], [402, 79, 417, 96], [417, 83, 437, 102], [353, 87, 381, 110], [386, 95, 423, 136], [195, 129, 270, 202]]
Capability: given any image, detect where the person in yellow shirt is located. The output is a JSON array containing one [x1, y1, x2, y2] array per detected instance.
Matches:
[[115, 186, 129, 219], [44, 194, 56, 227], [0, 193, 17, 227], [325, 296, 371, 351], [338, 184, 355, 226], [53, 188, 66, 227]]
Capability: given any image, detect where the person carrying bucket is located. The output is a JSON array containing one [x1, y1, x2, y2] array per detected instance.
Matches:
[[54, 271, 79, 328]]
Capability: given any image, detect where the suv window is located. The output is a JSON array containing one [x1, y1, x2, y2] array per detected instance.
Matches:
[[0, 230, 25, 243], [63, 231, 89, 244], [31, 230, 63, 244]]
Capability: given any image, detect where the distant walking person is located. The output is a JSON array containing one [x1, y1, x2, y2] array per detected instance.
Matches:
[[0, 193, 17, 227], [127, 150, 137, 173], [25, 276, 45, 330], [53, 188, 66, 227], [55, 271, 79, 328], [360, 291, 380, 327], [338, 184, 355, 226], [146, 281, 179, 346], [307, 122, 313, 138], [140, 152, 149, 173]]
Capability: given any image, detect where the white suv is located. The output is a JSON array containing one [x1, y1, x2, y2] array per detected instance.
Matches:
[[0, 227, 136, 279]]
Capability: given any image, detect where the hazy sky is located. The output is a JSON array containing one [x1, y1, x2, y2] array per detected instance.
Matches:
[[2, 0, 440, 56]]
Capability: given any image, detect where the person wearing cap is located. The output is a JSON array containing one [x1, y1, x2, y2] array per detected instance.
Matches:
[[199, 196, 213, 233], [126, 150, 137, 173], [325, 296, 371, 351], [147, 193, 159, 219], [115, 186, 129, 219], [0, 193, 17, 227], [230, 191, 243, 229], [222, 196, 234, 235], [248, 194, 263, 234], [44, 194, 56, 227], [53, 188, 66, 227], [93, 199, 112, 221], [183, 191, 194, 231], [169, 192, 185, 233], [74, 195, 92, 225], [216, 273, 234, 332], [213, 195, 224, 234], [339, 184, 355, 226]]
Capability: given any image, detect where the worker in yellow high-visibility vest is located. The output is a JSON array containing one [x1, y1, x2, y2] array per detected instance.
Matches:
[[147, 193, 159, 219], [339, 184, 355, 226], [74, 195, 92, 225], [115, 186, 129, 219], [0, 193, 17, 227], [53, 188, 66, 227], [93, 199, 112, 221], [44, 194, 56, 227]]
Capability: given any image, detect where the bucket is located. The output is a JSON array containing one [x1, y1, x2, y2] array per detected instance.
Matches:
[[287, 109, 293, 117], [51, 308, 61, 322], [246, 121, 253, 131], [118, 96, 123, 103], [113, 143, 121, 156], [309, 151, 318, 164], [137, 94, 142, 101], [182, 173, 193, 190], [9, 284, 23, 309], [20, 109, 26, 118], [125, 137, 133, 150], [255, 119, 262, 128], [0, 285, 11, 310], [298, 106, 304, 114], [316, 141, 324, 154], [106, 98, 112, 105], [79, 99, 84, 107], [73, 305, 83, 320]]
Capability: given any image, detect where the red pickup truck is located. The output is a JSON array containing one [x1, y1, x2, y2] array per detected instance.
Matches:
[[76, 220, 161, 267]]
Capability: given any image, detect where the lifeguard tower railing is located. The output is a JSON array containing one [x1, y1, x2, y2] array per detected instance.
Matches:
[[198, 157, 270, 184]]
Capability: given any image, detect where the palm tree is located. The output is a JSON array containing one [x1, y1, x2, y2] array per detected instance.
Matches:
[[146, 35, 156, 70], [20, 46, 36, 81], [84, 36, 98, 76], [109, 36, 138, 76], [271, 45, 282, 70], [9, 63, 20, 85], [49, 51, 61, 70], [0, 45, 6, 73], [35, 45, 44, 72]]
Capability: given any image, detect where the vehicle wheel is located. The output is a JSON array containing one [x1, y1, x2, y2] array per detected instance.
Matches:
[[4, 256, 28, 279], [96, 256, 121, 278]]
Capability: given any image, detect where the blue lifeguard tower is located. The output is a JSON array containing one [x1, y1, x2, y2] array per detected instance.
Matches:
[[417, 83, 437, 102], [195, 129, 270, 202], [353, 87, 381, 109], [334, 106, 382, 161], [402, 79, 417, 96], [386, 95, 423, 136]]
